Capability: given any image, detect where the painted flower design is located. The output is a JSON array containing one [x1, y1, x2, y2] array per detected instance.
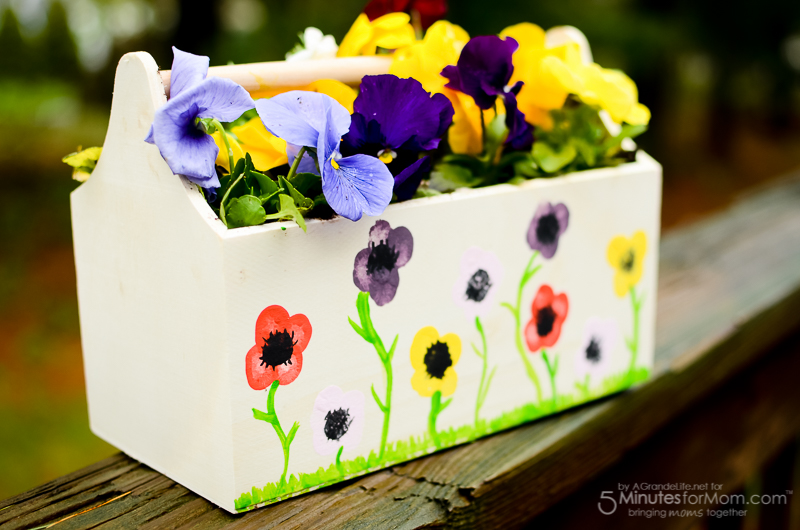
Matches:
[[245, 305, 312, 389], [410, 326, 461, 397], [525, 285, 569, 352], [145, 47, 254, 188], [310, 385, 365, 456], [452, 246, 504, 320], [607, 231, 647, 297], [353, 220, 414, 306], [341, 75, 454, 200], [255, 91, 394, 221], [574, 317, 618, 380], [441, 35, 533, 150], [527, 202, 570, 259]]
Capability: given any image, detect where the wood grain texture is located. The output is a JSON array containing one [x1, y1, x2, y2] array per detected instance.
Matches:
[[3, 174, 800, 529]]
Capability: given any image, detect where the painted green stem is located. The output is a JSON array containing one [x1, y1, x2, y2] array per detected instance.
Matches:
[[335, 446, 344, 476], [252, 380, 299, 485], [541, 349, 559, 412], [627, 287, 643, 383], [472, 316, 496, 427], [501, 251, 543, 404], [428, 390, 452, 448], [349, 292, 398, 462]]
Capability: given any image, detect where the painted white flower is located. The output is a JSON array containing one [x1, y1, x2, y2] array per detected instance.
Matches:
[[286, 27, 339, 62], [310, 385, 365, 456], [574, 317, 619, 380], [452, 247, 504, 320]]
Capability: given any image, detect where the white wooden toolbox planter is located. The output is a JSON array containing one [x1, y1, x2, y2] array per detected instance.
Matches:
[[71, 52, 662, 513]]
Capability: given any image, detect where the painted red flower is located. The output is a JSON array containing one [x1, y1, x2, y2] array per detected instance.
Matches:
[[524, 285, 569, 352], [363, 0, 447, 30], [245, 305, 312, 389]]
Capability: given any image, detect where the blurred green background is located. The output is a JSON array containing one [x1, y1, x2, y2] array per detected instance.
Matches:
[[1, 0, 800, 500]]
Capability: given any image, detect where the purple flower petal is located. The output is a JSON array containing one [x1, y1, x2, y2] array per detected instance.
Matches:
[[256, 91, 350, 152], [353, 220, 414, 305], [527, 202, 570, 259], [502, 90, 534, 151], [369, 268, 400, 306], [387, 225, 413, 268], [169, 47, 209, 98], [393, 156, 430, 201], [321, 153, 393, 221], [441, 35, 519, 110], [152, 95, 218, 184], [192, 77, 255, 123], [287, 143, 319, 175], [367, 219, 392, 245], [353, 247, 372, 292]]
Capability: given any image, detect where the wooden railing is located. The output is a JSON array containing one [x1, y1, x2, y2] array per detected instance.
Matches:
[[3, 174, 800, 529]]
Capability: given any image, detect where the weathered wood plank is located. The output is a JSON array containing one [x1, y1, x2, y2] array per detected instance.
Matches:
[[3, 174, 800, 529]]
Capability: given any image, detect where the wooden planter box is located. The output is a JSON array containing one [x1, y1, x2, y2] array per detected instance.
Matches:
[[71, 52, 662, 513]]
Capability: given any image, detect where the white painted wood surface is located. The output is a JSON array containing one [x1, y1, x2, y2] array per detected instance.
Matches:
[[71, 52, 662, 513]]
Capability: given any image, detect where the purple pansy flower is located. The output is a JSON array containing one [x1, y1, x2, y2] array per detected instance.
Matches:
[[441, 35, 533, 150], [353, 220, 414, 306], [145, 47, 254, 188], [341, 75, 454, 201], [527, 201, 569, 259], [255, 92, 394, 221]]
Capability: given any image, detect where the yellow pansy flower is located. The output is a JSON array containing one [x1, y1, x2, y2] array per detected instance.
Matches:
[[390, 20, 470, 94], [337, 13, 416, 57], [251, 79, 357, 113], [62, 146, 102, 182], [212, 118, 288, 173], [410, 326, 461, 397], [447, 90, 500, 155], [578, 65, 650, 125], [212, 130, 245, 172], [607, 231, 647, 297]]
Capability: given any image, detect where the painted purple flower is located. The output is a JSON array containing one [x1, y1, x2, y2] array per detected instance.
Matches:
[[353, 220, 413, 306], [255, 91, 394, 221], [145, 47, 254, 188], [441, 35, 533, 150], [341, 75, 454, 200], [527, 202, 569, 259]]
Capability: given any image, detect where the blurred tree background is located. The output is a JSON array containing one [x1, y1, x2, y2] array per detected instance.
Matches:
[[1, 0, 799, 500]]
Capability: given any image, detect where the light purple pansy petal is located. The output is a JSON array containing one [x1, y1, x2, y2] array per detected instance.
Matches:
[[352, 248, 372, 293], [322, 153, 393, 221], [527, 201, 570, 259], [353, 220, 414, 306], [193, 77, 255, 123], [152, 94, 218, 183], [387, 225, 413, 269], [287, 143, 319, 175], [366, 219, 392, 246], [144, 125, 155, 144], [369, 269, 400, 306], [169, 47, 209, 98], [256, 91, 350, 150]]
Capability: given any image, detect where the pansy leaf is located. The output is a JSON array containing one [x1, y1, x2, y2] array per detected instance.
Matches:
[[429, 164, 483, 192], [572, 138, 597, 167], [288, 172, 322, 196], [602, 124, 647, 152], [264, 194, 307, 232], [226, 195, 267, 228], [532, 142, 577, 173], [312, 193, 328, 208], [249, 169, 279, 196], [278, 176, 315, 210], [482, 114, 508, 163]]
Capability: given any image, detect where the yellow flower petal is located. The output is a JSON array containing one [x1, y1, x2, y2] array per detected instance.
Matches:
[[624, 102, 651, 126], [212, 131, 245, 172], [337, 13, 373, 57], [231, 118, 288, 171], [390, 20, 469, 94], [338, 13, 415, 57], [500, 22, 546, 50]]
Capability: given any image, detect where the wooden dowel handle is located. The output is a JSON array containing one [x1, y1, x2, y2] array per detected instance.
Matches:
[[159, 56, 393, 97]]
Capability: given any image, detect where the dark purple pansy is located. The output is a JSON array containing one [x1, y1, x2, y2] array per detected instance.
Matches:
[[527, 202, 569, 259], [353, 220, 414, 306], [341, 75, 454, 200], [441, 35, 533, 151], [145, 47, 254, 188]]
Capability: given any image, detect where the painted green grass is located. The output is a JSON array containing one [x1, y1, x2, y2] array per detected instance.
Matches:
[[234, 366, 651, 512]]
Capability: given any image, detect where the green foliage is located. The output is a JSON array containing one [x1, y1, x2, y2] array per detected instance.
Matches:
[[233, 366, 651, 512], [215, 152, 322, 232]]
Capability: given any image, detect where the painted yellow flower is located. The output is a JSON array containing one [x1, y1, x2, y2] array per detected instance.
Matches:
[[212, 118, 288, 173], [410, 326, 461, 397], [607, 231, 647, 297], [337, 13, 416, 57], [390, 20, 469, 94]]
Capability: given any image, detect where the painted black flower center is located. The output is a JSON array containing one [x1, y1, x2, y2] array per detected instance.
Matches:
[[259, 330, 296, 370], [323, 407, 352, 441], [536, 213, 560, 245], [465, 269, 492, 302], [424, 341, 452, 379], [585, 337, 601, 363], [621, 250, 635, 272], [536, 306, 556, 337], [366, 240, 399, 274]]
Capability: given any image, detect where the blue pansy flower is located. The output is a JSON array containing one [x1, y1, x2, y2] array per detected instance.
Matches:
[[341, 75, 454, 200], [442, 36, 533, 151], [255, 91, 394, 221], [145, 47, 254, 188]]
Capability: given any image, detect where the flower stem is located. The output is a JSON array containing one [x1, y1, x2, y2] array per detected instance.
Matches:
[[473, 316, 492, 428], [502, 252, 543, 404], [335, 445, 344, 476], [541, 349, 559, 412], [252, 380, 299, 486], [349, 292, 397, 462], [480, 110, 486, 155], [428, 390, 452, 449], [286, 146, 307, 182], [627, 287, 642, 383], [211, 118, 235, 174]]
